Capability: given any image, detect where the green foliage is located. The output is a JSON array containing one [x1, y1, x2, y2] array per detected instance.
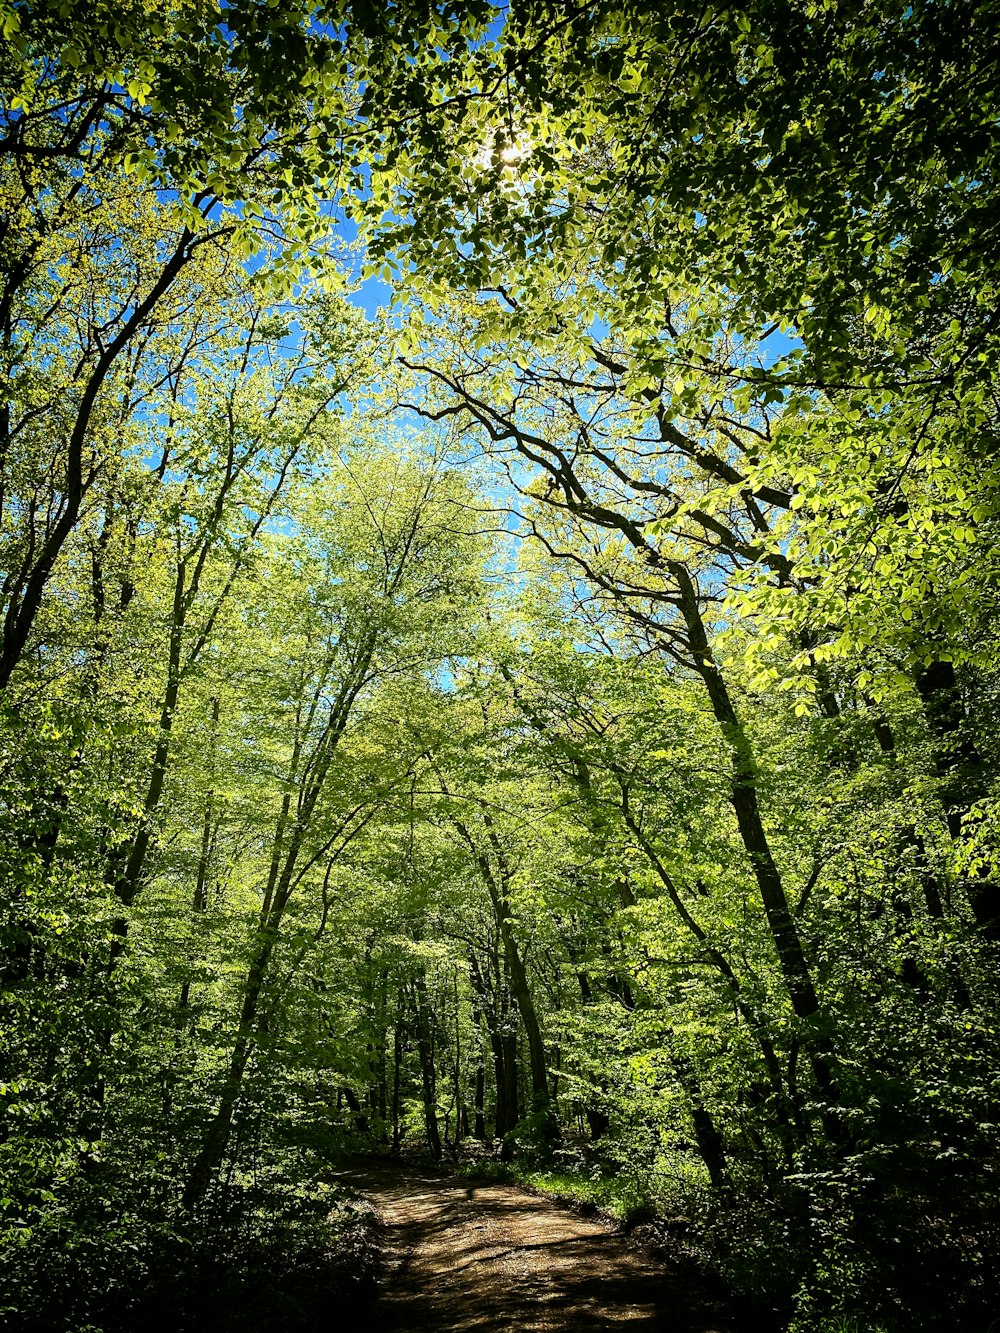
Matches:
[[520, 1165, 657, 1230], [2, 5, 1000, 1330], [0, 1168, 380, 1333]]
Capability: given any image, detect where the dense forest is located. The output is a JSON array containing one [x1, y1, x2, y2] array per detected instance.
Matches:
[[1, 2, 998, 1330]]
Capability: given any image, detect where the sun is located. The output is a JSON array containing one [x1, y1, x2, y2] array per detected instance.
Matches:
[[474, 129, 531, 171]]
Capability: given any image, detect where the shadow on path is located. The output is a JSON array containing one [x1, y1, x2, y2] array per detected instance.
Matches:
[[334, 1164, 742, 1332]]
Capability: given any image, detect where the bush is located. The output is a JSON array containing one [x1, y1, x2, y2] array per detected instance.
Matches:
[[0, 1169, 382, 1333]]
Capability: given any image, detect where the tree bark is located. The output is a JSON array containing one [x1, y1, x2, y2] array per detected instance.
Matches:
[[412, 971, 442, 1160], [672, 563, 838, 1102]]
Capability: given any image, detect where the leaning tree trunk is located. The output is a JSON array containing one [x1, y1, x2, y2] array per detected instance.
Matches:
[[673, 562, 839, 1105]]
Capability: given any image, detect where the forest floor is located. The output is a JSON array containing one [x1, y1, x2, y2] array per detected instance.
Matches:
[[334, 1162, 747, 1332]]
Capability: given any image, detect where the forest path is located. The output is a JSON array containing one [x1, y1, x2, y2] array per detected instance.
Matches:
[[334, 1164, 732, 1332]]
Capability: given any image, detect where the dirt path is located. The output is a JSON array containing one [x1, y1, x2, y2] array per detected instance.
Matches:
[[335, 1165, 733, 1332]]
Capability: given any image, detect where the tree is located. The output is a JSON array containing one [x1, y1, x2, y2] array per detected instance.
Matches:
[[3, 10, 1000, 1330], [0, 0, 500, 692], [183, 442, 486, 1205], [374, 0, 1000, 748]]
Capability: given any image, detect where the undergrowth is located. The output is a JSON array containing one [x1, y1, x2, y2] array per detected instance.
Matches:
[[0, 1166, 381, 1333]]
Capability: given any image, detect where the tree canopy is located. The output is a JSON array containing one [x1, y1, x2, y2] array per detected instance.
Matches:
[[2, 5, 999, 1332]]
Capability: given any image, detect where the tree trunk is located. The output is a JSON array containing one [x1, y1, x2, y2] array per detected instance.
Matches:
[[178, 698, 219, 1018], [915, 659, 1000, 941], [673, 563, 838, 1103], [460, 811, 552, 1120], [671, 1053, 728, 1190], [391, 1008, 403, 1153], [469, 950, 518, 1143], [412, 971, 442, 1160]]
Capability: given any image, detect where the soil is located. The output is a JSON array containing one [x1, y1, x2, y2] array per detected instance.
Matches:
[[334, 1163, 741, 1332]]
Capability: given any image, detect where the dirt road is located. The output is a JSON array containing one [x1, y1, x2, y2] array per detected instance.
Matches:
[[335, 1166, 733, 1332]]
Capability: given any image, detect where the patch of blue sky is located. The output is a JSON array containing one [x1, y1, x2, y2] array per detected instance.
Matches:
[[755, 321, 804, 370]]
